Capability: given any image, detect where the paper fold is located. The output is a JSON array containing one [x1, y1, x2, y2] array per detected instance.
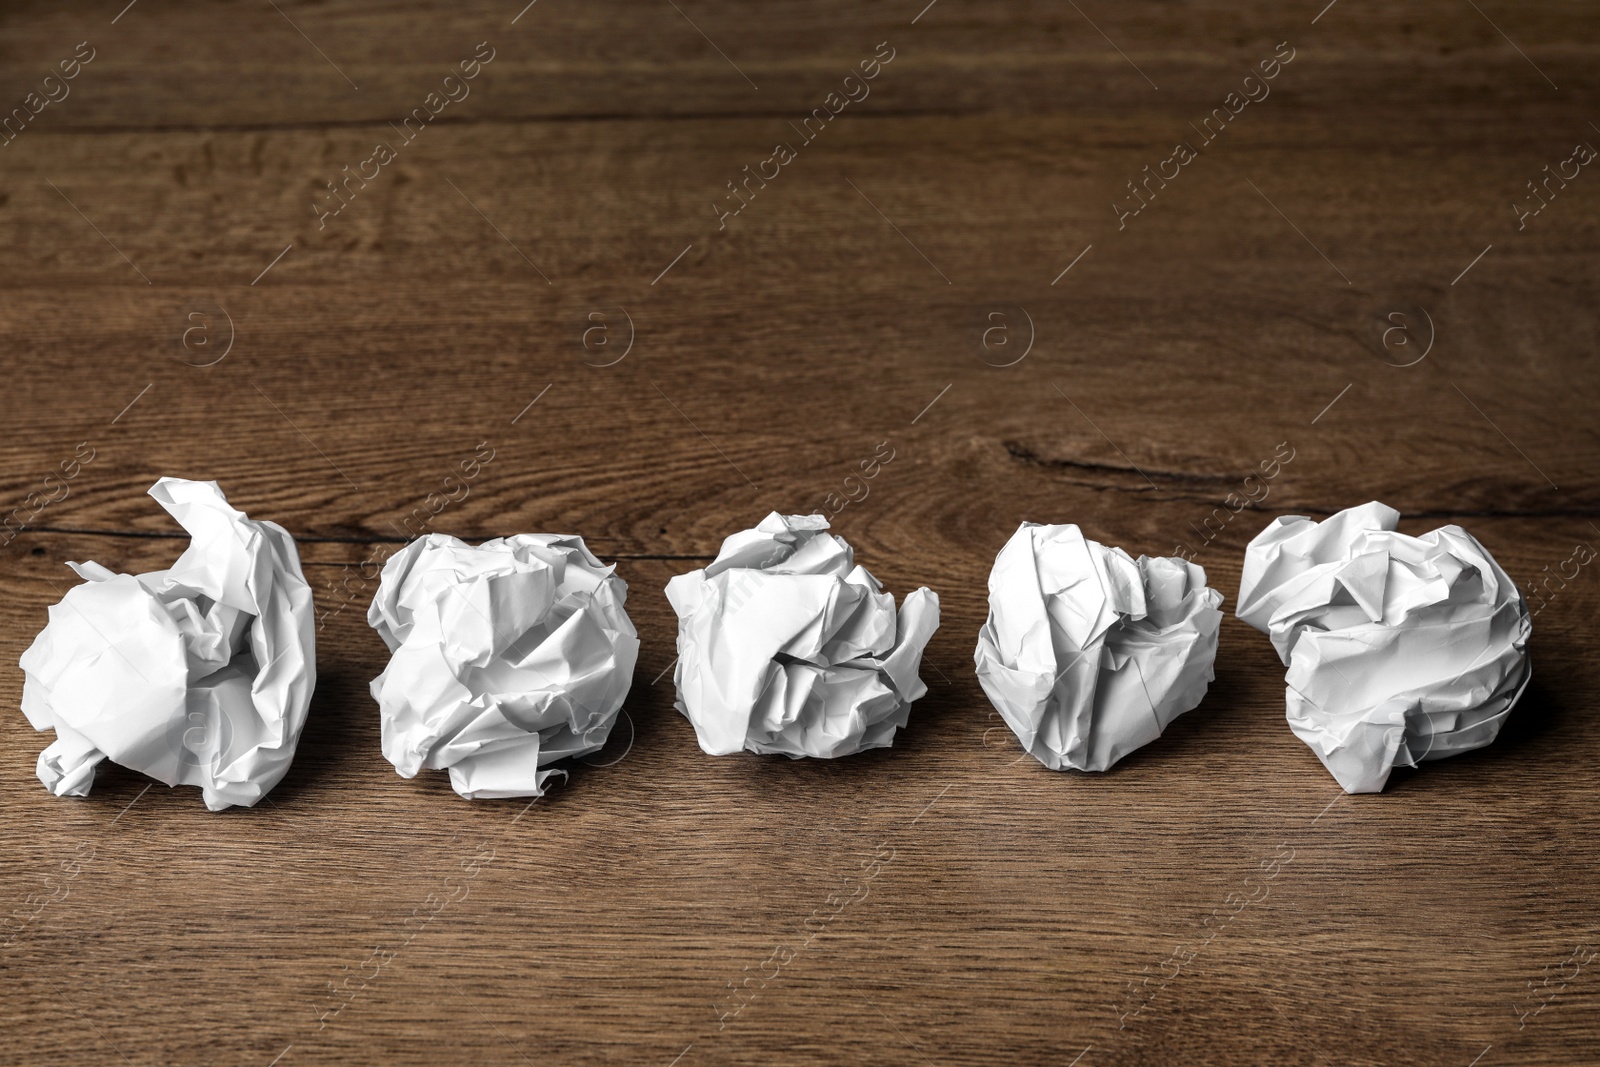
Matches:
[[975, 522, 1222, 771], [1237, 502, 1531, 793], [367, 533, 639, 799], [19, 478, 316, 810], [665, 513, 940, 758]]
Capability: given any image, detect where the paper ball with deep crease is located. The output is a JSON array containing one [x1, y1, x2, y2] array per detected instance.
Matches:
[[1237, 502, 1531, 793], [367, 533, 639, 800], [665, 513, 940, 758], [19, 478, 316, 811], [975, 523, 1223, 771]]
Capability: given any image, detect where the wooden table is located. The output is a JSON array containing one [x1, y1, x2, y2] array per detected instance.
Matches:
[[2, 2, 1596, 1064]]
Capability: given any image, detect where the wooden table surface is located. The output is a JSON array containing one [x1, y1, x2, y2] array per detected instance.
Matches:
[[2, 2, 1597, 1064]]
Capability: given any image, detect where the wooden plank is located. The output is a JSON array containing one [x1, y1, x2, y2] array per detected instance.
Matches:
[[0, 106, 1594, 548], [1, 1, 1593, 127], [2, 512, 1596, 1062]]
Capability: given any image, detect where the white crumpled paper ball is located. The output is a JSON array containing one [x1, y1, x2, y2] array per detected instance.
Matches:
[[664, 513, 940, 758], [975, 523, 1223, 771], [367, 533, 639, 800], [1237, 502, 1532, 793], [19, 478, 317, 811]]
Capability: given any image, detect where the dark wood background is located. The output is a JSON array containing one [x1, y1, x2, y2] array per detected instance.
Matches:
[[1, 1, 1596, 1064]]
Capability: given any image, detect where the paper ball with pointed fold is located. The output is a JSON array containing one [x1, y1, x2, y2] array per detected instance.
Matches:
[[367, 533, 639, 800], [1237, 502, 1531, 794], [19, 478, 316, 811], [664, 513, 940, 758], [974, 523, 1223, 771]]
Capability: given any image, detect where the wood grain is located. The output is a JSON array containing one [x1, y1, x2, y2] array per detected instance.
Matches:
[[1, 2, 1597, 1065]]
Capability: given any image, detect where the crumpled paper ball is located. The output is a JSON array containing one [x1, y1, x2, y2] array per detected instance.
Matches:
[[19, 478, 316, 811], [975, 523, 1223, 771], [367, 533, 639, 800], [664, 513, 940, 758], [1237, 501, 1532, 793]]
